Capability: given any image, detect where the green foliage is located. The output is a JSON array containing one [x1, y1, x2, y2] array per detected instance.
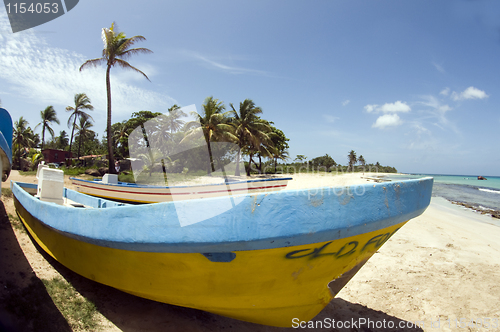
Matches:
[[13, 116, 37, 170], [60, 166, 88, 176], [36, 105, 60, 149], [277, 151, 397, 174], [347, 150, 357, 171], [294, 155, 307, 163], [310, 154, 336, 171], [118, 173, 135, 183]]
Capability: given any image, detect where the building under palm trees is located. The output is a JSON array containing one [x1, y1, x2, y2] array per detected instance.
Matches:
[[41, 149, 73, 165]]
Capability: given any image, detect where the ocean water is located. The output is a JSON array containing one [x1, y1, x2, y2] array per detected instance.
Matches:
[[384, 174, 500, 212]]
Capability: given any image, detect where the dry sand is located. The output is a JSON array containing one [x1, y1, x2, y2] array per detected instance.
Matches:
[[1, 171, 500, 331]]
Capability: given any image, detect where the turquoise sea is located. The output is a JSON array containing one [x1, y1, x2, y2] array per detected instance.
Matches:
[[384, 174, 500, 212]]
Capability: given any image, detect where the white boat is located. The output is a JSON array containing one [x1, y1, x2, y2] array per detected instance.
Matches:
[[70, 176, 292, 203]]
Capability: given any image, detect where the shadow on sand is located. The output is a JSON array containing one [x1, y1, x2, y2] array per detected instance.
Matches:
[[0, 200, 72, 332], [23, 231, 423, 332]]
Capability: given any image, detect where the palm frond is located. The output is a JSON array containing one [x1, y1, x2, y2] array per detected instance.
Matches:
[[79, 58, 106, 71], [114, 59, 150, 81]]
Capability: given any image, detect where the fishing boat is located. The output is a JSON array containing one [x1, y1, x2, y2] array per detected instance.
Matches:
[[0, 108, 13, 191], [70, 176, 292, 203], [12, 170, 433, 327]]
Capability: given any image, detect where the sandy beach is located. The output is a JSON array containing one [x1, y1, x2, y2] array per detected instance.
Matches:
[[1, 171, 500, 331]]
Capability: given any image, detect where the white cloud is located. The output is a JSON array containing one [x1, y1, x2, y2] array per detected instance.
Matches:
[[451, 86, 489, 101], [323, 115, 339, 123], [341, 99, 350, 106], [187, 51, 268, 76], [0, 12, 176, 127], [364, 101, 410, 113], [417, 95, 458, 134], [379, 101, 411, 113], [372, 114, 402, 129], [440, 87, 450, 96], [364, 104, 378, 113], [432, 62, 445, 73]]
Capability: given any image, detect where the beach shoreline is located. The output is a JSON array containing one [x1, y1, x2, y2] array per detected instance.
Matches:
[[1, 171, 500, 331]]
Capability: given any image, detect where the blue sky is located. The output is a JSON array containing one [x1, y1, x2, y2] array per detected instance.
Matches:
[[1, 0, 499, 176]]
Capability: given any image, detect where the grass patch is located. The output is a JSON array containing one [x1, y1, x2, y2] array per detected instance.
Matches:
[[19, 170, 37, 176], [8, 213, 25, 233], [1, 187, 12, 197], [60, 167, 88, 176], [42, 276, 99, 331], [10, 215, 25, 233], [118, 173, 135, 183]]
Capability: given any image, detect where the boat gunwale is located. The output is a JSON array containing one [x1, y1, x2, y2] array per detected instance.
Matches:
[[70, 176, 293, 190], [12, 177, 433, 253]]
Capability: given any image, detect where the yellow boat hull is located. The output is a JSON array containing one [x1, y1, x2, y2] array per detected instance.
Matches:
[[15, 196, 405, 327]]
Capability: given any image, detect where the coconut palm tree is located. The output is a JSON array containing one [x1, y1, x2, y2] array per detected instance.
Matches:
[[57, 130, 69, 150], [348, 150, 357, 172], [229, 99, 273, 176], [269, 127, 289, 173], [358, 155, 366, 166], [66, 93, 94, 155], [166, 104, 186, 135], [79, 22, 152, 174], [112, 121, 130, 158], [75, 116, 94, 160], [36, 106, 59, 149], [183, 97, 234, 174], [13, 117, 34, 170]]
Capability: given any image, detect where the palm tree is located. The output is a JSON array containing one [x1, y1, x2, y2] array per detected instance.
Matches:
[[30, 152, 44, 171], [183, 97, 234, 174], [13, 117, 35, 170], [358, 155, 366, 166], [36, 106, 59, 149], [66, 93, 94, 155], [229, 100, 273, 176], [269, 127, 289, 173], [348, 150, 357, 172], [112, 121, 130, 158], [79, 22, 152, 174], [358, 155, 366, 175], [166, 104, 186, 134], [57, 130, 69, 150], [75, 116, 94, 160]]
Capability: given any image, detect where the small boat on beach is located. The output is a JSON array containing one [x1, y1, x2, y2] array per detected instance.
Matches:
[[12, 169, 433, 327], [70, 176, 292, 203], [0, 108, 13, 191]]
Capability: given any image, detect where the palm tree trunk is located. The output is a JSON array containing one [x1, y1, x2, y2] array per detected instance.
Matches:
[[247, 153, 255, 176], [78, 133, 82, 160], [234, 145, 242, 176], [69, 117, 77, 156], [207, 140, 215, 175], [17, 147, 22, 170], [41, 123, 46, 149], [106, 65, 115, 174]]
